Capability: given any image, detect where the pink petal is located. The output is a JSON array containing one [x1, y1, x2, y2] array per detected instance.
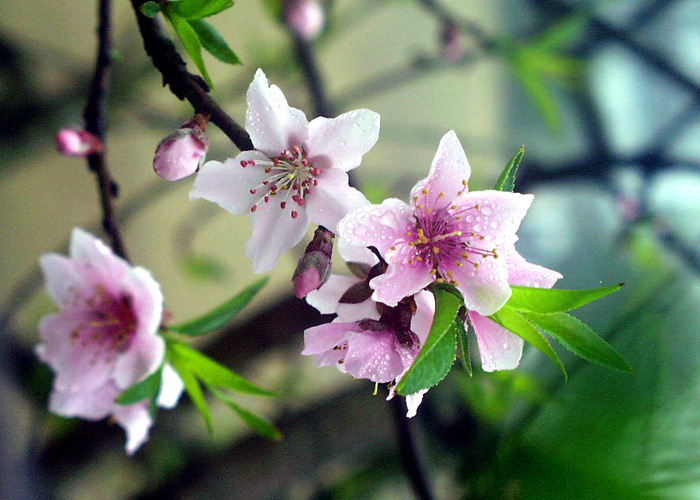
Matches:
[[246, 198, 310, 273], [306, 169, 369, 231], [122, 266, 163, 342], [112, 400, 153, 455], [450, 256, 511, 316], [246, 68, 309, 155], [113, 333, 165, 390], [411, 290, 436, 344], [48, 382, 118, 420], [70, 228, 130, 294], [370, 246, 433, 307], [306, 109, 380, 172], [455, 191, 533, 245], [344, 330, 406, 383], [336, 299, 381, 322], [410, 131, 471, 212], [39, 254, 89, 308], [469, 311, 524, 371], [339, 198, 414, 255], [505, 248, 562, 288], [302, 322, 358, 355], [315, 347, 348, 369], [189, 152, 272, 215], [337, 237, 377, 263]]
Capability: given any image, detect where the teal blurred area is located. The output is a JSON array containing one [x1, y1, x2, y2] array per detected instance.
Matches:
[[3, 0, 700, 499]]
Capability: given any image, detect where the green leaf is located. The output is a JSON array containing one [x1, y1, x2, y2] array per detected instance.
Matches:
[[168, 347, 213, 433], [116, 365, 163, 405], [169, 340, 274, 396], [522, 311, 633, 373], [189, 18, 241, 65], [169, 277, 269, 336], [163, 9, 213, 88], [495, 145, 525, 192], [181, 253, 228, 282], [395, 287, 461, 395], [170, 0, 234, 19], [455, 319, 473, 376], [212, 388, 282, 441], [140, 1, 162, 18], [530, 12, 588, 51], [261, 0, 284, 22], [490, 306, 567, 378], [507, 283, 623, 314]]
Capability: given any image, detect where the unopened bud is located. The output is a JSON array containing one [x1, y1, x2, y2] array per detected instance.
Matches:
[[55, 128, 104, 156], [285, 0, 325, 42], [153, 114, 209, 181], [292, 226, 334, 298], [441, 22, 465, 63]]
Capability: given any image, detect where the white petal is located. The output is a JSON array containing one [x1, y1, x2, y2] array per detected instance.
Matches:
[[337, 237, 377, 264], [157, 363, 184, 409], [469, 312, 524, 371], [307, 109, 380, 172], [306, 274, 359, 314], [112, 401, 153, 455], [338, 198, 414, 255], [451, 256, 511, 316], [190, 152, 272, 215], [410, 131, 471, 212], [48, 382, 118, 420], [69, 228, 130, 290], [39, 254, 89, 308], [246, 68, 309, 155], [113, 333, 165, 390], [246, 200, 310, 273], [306, 169, 369, 231]]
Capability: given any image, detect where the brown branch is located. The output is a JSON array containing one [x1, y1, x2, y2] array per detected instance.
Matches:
[[129, 0, 254, 151], [84, 0, 129, 260]]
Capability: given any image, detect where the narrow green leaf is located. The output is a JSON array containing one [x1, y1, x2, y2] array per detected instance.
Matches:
[[455, 319, 472, 376], [530, 12, 588, 51], [212, 388, 282, 441], [507, 283, 623, 314], [164, 9, 213, 88], [522, 311, 633, 373], [140, 1, 162, 18], [396, 288, 461, 395], [169, 341, 274, 396], [169, 277, 269, 336], [495, 145, 525, 192], [490, 306, 567, 378], [262, 0, 284, 21], [168, 347, 213, 433], [189, 19, 241, 65], [170, 0, 234, 19], [116, 365, 162, 405]]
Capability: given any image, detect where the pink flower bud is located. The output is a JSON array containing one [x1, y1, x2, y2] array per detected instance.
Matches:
[[292, 226, 334, 298], [55, 128, 104, 156], [285, 0, 325, 42], [153, 115, 209, 181]]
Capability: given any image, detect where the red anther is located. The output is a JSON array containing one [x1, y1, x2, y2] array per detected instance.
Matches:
[[270, 185, 278, 192], [263, 180, 269, 185], [302, 159, 309, 166], [273, 158, 280, 166], [250, 188, 257, 194], [280, 201, 287, 209], [297, 198, 305, 206], [293, 145, 301, 154], [248, 160, 256, 165], [264, 196, 270, 203], [291, 211, 298, 219], [251, 205, 258, 212], [292, 195, 300, 203], [313, 180, 319, 185], [240, 160, 248, 167]]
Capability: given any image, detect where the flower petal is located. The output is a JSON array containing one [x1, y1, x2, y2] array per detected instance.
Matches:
[[306, 109, 380, 172], [48, 382, 118, 420], [504, 248, 562, 288], [339, 198, 414, 255], [306, 274, 359, 314], [157, 363, 184, 409], [456, 191, 533, 246], [246, 68, 309, 155], [246, 198, 310, 273], [469, 311, 524, 371], [112, 401, 153, 455], [412, 290, 436, 344], [39, 254, 89, 308], [410, 131, 471, 212], [450, 255, 511, 316], [69, 228, 130, 293], [344, 330, 406, 383], [306, 169, 369, 231], [302, 322, 357, 355], [370, 246, 433, 307], [189, 152, 272, 215], [113, 333, 165, 390]]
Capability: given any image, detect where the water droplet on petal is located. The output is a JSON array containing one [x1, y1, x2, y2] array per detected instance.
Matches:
[[481, 206, 493, 215]]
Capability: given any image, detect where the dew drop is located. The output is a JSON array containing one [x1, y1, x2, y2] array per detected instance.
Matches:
[[490, 221, 499, 229], [465, 215, 474, 223], [481, 206, 493, 215], [473, 224, 482, 232]]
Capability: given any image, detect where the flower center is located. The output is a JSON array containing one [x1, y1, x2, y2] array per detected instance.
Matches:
[[402, 188, 499, 286], [72, 286, 138, 362], [240, 145, 323, 219]]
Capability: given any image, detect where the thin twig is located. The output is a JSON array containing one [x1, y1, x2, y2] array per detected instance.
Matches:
[[389, 397, 435, 500], [291, 33, 335, 117], [129, 0, 253, 151], [84, 0, 129, 260]]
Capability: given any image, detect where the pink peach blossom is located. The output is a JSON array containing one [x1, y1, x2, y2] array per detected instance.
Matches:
[[190, 68, 379, 273]]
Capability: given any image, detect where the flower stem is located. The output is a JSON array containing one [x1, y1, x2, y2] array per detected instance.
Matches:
[[389, 396, 435, 500], [84, 0, 129, 260]]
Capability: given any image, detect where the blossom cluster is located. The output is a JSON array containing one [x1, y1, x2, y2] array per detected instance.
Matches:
[[38, 69, 561, 453]]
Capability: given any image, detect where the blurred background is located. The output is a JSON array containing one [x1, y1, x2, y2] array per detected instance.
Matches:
[[3, 0, 700, 498]]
